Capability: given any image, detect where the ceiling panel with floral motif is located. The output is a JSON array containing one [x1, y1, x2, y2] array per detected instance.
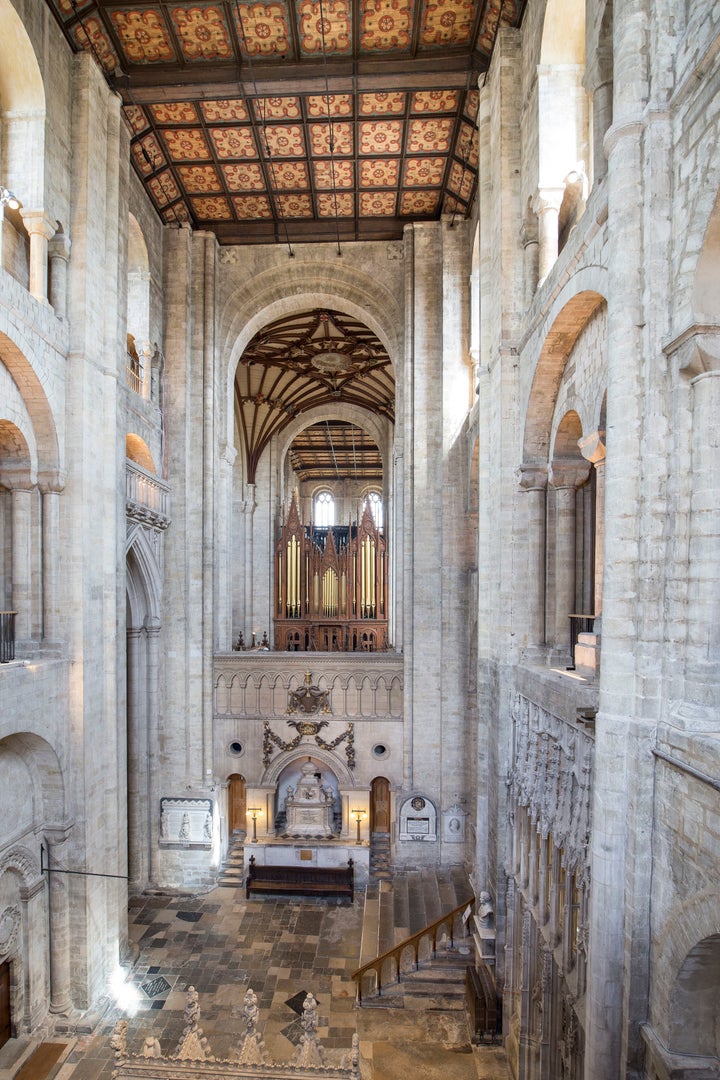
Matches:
[[46, 0, 526, 243]]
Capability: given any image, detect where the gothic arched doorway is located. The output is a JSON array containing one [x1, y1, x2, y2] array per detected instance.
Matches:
[[228, 774, 246, 835], [370, 776, 391, 833]]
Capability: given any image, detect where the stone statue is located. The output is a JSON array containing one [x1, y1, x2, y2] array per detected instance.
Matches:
[[179, 812, 190, 840], [478, 891, 494, 928]]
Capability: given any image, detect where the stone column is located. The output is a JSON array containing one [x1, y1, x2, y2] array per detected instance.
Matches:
[[586, 1, 650, 1073], [517, 465, 548, 649], [48, 232, 71, 318], [145, 616, 161, 884], [579, 431, 607, 621], [533, 188, 564, 284], [243, 483, 256, 642], [548, 464, 590, 653], [20, 210, 56, 303], [11, 486, 33, 640], [125, 625, 144, 888], [39, 480, 64, 641], [44, 828, 73, 1015], [673, 331, 720, 704]]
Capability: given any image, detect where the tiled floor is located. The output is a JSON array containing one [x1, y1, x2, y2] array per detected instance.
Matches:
[[60, 887, 510, 1080]]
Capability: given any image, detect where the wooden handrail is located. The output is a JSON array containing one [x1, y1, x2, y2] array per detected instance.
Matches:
[[351, 894, 474, 1004]]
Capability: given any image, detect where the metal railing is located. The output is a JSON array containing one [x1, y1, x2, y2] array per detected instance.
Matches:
[[567, 613, 596, 670], [0, 611, 16, 663], [350, 893, 474, 1004]]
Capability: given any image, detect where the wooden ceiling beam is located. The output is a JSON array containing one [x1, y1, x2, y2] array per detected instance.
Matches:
[[110, 56, 484, 104]]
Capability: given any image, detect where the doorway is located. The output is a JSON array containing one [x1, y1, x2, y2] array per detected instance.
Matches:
[[0, 961, 11, 1049], [228, 774, 246, 835], [370, 776, 391, 833]]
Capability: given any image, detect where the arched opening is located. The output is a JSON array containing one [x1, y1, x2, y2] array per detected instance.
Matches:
[[370, 776, 391, 834], [126, 434, 156, 474], [126, 535, 162, 890], [0, 733, 67, 1028], [668, 934, 720, 1056], [126, 215, 151, 397], [536, 0, 590, 280], [233, 306, 394, 652], [0, 0, 47, 296], [227, 773, 246, 836], [549, 410, 593, 664]]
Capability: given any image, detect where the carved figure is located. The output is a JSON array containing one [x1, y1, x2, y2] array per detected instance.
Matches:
[[110, 1019, 128, 1056], [478, 891, 494, 928], [179, 812, 190, 840], [141, 1037, 162, 1058], [203, 812, 212, 840]]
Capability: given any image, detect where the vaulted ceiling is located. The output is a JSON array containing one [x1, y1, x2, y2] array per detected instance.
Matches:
[[234, 308, 392, 481], [46, 0, 525, 245]]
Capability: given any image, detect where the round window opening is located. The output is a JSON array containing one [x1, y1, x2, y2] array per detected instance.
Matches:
[[372, 743, 389, 759], [229, 740, 244, 756]]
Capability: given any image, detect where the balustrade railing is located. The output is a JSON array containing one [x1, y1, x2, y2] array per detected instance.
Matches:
[[350, 894, 474, 1004], [126, 461, 170, 525], [0, 611, 16, 663], [126, 357, 144, 395]]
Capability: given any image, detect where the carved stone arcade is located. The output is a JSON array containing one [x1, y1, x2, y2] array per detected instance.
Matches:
[[111, 985, 360, 1080]]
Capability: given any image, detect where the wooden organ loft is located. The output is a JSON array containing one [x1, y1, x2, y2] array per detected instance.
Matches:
[[275, 494, 388, 652]]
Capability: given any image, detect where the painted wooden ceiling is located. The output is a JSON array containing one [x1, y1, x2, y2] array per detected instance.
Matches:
[[47, 0, 524, 245]]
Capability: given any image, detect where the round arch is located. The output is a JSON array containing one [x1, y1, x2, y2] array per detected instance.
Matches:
[[0, 732, 66, 829], [0, 0, 46, 208], [0, 333, 60, 484], [220, 260, 402, 450], [652, 887, 720, 1050], [260, 744, 355, 789], [522, 285, 606, 464]]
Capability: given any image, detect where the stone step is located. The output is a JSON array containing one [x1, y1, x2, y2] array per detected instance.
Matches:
[[217, 840, 245, 887]]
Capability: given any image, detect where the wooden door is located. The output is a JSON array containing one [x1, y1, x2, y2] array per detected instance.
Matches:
[[370, 777, 391, 833], [0, 962, 10, 1049], [228, 774, 246, 835]]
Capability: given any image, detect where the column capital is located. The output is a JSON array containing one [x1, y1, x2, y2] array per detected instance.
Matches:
[[516, 463, 548, 491], [548, 462, 591, 490], [532, 186, 564, 216], [43, 820, 74, 846], [20, 208, 57, 241], [48, 232, 71, 262], [578, 430, 606, 465], [38, 469, 67, 495], [663, 323, 720, 379]]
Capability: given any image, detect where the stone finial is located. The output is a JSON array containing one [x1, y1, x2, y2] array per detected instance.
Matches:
[[236, 988, 269, 1066], [173, 986, 214, 1061], [292, 992, 326, 1068]]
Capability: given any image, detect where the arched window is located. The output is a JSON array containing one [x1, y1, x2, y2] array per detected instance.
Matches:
[[314, 490, 334, 527], [367, 490, 383, 529]]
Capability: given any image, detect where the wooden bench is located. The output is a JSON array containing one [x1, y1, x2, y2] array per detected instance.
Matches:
[[245, 855, 354, 901]]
